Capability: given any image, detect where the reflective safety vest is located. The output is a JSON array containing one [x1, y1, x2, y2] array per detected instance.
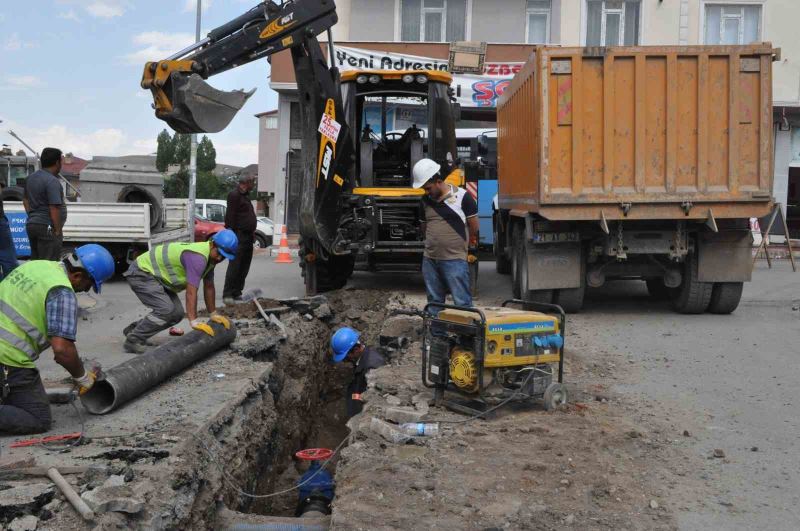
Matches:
[[0, 261, 74, 369], [137, 241, 213, 291]]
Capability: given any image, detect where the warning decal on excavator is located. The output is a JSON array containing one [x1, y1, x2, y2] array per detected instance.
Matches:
[[316, 99, 337, 187], [318, 113, 341, 143], [333, 174, 344, 186], [259, 12, 296, 39]]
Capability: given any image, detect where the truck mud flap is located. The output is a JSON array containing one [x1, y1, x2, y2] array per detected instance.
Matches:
[[524, 242, 582, 290], [697, 230, 753, 283]]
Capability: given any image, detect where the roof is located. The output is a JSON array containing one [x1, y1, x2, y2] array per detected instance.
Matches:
[[239, 164, 258, 178], [61, 154, 88, 177], [212, 163, 243, 177], [254, 109, 278, 118]]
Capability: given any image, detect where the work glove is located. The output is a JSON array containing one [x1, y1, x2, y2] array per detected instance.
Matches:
[[209, 312, 231, 330], [73, 370, 97, 396], [190, 319, 215, 337]]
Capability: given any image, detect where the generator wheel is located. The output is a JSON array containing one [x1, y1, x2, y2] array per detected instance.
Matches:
[[670, 252, 712, 314], [645, 278, 671, 300], [707, 282, 744, 314], [543, 383, 568, 411]]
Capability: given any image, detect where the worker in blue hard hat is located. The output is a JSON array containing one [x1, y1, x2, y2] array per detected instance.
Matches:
[[330, 327, 386, 418], [0, 244, 115, 434], [122, 230, 238, 354]]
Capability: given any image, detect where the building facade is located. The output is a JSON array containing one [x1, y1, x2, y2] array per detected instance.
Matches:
[[258, 0, 800, 234]]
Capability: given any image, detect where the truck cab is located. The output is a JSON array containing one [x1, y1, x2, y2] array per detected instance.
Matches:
[[331, 70, 461, 274], [0, 149, 38, 200]]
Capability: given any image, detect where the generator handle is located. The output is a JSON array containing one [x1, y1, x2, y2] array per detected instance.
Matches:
[[423, 303, 487, 324], [502, 298, 566, 383]]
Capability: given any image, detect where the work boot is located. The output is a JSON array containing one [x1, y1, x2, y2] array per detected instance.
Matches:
[[223, 296, 244, 305], [122, 321, 138, 337], [123, 338, 148, 355]]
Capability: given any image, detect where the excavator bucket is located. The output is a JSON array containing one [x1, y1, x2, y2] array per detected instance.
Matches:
[[160, 73, 255, 134]]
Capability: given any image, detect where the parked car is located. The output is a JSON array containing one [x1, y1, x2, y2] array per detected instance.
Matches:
[[255, 217, 274, 248], [194, 214, 224, 242], [195, 199, 227, 223]]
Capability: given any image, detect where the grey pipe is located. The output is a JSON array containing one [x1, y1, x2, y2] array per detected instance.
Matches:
[[81, 322, 236, 415]]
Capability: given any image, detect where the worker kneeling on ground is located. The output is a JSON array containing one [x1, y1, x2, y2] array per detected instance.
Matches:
[[123, 230, 237, 354], [0, 244, 115, 435], [331, 327, 386, 418]]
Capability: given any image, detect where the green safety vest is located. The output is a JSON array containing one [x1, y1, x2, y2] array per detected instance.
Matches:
[[0, 261, 74, 369], [137, 241, 214, 291]]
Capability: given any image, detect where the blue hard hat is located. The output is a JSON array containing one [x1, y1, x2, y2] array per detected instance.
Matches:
[[331, 327, 360, 362], [74, 244, 115, 294], [212, 229, 239, 260]]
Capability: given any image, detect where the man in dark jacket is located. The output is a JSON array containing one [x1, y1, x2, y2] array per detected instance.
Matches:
[[223, 174, 256, 304], [330, 327, 386, 418], [0, 185, 18, 279]]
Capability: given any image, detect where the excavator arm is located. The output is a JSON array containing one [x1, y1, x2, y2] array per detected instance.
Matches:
[[141, 0, 354, 261]]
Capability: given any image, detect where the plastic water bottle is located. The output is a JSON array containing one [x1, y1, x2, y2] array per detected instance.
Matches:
[[399, 422, 440, 437]]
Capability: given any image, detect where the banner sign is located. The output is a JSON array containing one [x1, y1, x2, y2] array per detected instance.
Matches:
[[333, 46, 524, 108], [7, 212, 31, 258]]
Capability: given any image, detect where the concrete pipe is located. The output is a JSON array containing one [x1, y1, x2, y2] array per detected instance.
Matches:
[[81, 322, 236, 415]]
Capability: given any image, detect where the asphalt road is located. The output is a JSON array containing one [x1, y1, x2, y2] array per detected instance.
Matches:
[[28, 252, 800, 530]]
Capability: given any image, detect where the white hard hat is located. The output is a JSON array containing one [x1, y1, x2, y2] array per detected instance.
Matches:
[[412, 158, 441, 189]]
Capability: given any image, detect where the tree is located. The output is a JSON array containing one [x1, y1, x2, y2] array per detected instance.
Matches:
[[157, 130, 228, 199], [155, 129, 174, 173], [197, 135, 217, 172]]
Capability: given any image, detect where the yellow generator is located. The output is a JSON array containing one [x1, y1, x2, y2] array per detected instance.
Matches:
[[422, 300, 567, 415]]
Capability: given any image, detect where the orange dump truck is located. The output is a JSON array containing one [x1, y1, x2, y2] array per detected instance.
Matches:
[[492, 44, 778, 314]]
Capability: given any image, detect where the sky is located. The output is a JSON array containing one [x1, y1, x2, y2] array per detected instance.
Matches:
[[0, 0, 278, 167]]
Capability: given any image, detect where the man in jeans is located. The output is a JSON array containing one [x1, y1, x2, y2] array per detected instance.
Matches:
[[412, 158, 479, 307], [223, 174, 256, 304], [24, 147, 67, 260]]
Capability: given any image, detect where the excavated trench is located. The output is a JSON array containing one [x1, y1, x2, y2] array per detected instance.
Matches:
[[175, 289, 407, 529]]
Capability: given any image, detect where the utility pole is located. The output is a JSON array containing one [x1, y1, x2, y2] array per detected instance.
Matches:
[[188, 0, 202, 239]]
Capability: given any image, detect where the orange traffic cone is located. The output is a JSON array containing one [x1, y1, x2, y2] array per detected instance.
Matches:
[[274, 225, 293, 264]]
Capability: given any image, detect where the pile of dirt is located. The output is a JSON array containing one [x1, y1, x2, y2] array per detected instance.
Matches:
[[331, 336, 701, 530]]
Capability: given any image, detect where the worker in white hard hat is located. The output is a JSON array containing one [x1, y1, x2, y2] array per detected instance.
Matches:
[[412, 158, 479, 307]]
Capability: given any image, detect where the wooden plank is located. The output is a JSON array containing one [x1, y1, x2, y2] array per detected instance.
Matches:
[[728, 52, 739, 193], [666, 55, 678, 193], [759, 53, 772, 192], [697, 54, 709, 193], [635, 54, 646, 192], [603, 54, 615, 192], [571, 55, 583, 195]]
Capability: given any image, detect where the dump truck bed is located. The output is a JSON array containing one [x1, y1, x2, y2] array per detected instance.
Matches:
[[497, 44, 777, 221]]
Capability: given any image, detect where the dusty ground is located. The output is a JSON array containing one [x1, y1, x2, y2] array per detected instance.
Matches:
[[0, 254, 798, 530], [331, 309, 698, 530]]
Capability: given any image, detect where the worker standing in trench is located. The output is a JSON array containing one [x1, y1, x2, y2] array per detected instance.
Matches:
[[330, 327, 386, 418], [122, 230, 238, 354], [0, 244, 115, 434]]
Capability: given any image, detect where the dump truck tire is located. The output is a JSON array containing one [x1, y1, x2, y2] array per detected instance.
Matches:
[[555, 287, 584, 313], [671, 253, 712, 314], [707, 282, 744, 314], [494, 213, 511, 275], [511, 223, 524, 299]]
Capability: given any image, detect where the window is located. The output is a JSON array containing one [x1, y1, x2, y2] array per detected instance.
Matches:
[[400, 0, 467, 42], [586, 1, 640, 46], [526, 1, 551, 44], [704, 4, 761, 45], [206, 204, 225, 223], [264, 116, 278, 130]]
